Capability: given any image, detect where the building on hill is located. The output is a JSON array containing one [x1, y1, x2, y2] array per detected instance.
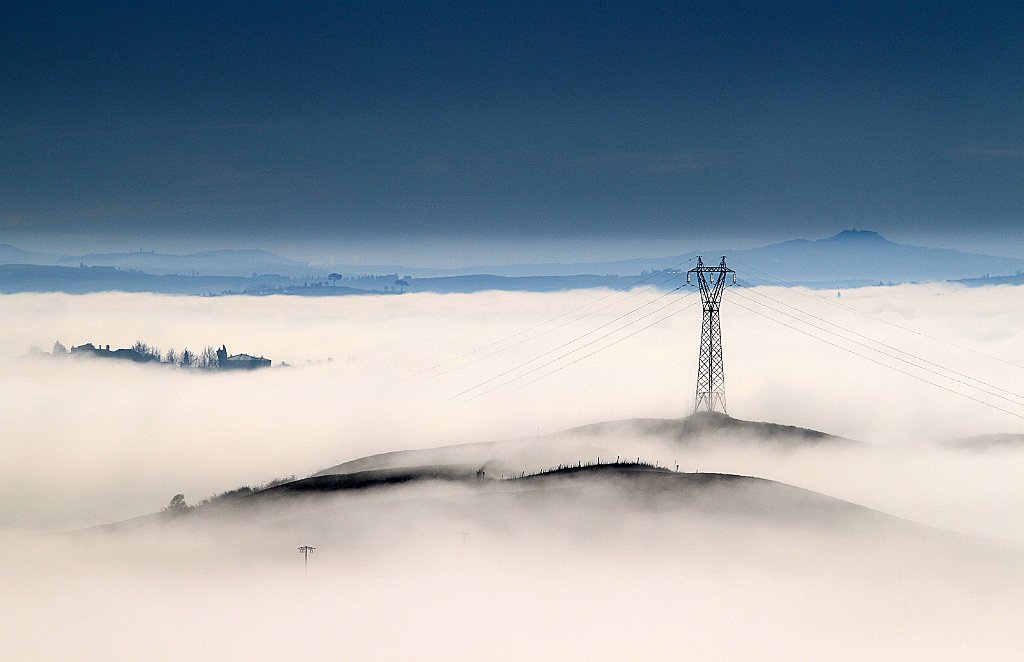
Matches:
[[70, 343, 157, 362], [70, 342, 109, 357], [216, 345, 271, 370]]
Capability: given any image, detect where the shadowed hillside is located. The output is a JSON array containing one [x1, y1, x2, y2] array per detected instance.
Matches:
[[262, 463, 889, 529], [314, 411, 859, 478], [566, 411, 856, 445], [102, 462, 963, 548]]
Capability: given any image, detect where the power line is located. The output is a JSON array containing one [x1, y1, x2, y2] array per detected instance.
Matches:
[[446, 292, 700, 408], [734, 285, 1024, 405], [729, 257, 1024, 371], [414, 274, 686, 386], [731, 287, 1024, 407], [440, 288, 696, 407], [727, 296, 1024, 420], [402, 259, 696, 383], [472, 298, 704, 407]]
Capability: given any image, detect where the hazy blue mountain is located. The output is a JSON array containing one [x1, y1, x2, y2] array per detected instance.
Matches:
[[0, 245, 314, 277], [0, 264, 639, 295], [319, 230, 1024, 285], [0, 264, 295, 295], [0, 244, 66, 265], [56, 248, 313, 277], [725, 230, 1024, 285], [954, 273, 1024, 287], [3, 231, 1022, 293]]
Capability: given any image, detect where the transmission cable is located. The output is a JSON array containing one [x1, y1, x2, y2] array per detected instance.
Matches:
[[730, 287, 1024, 407], [734, 285, 1024, 404], [441, 288, 699, 407], [727, 296, 1024, 420], [470, 298, 704, 408], [413, 272, 686, 386], [729, 257, 1024, 371], [402, 257, 696, 383]]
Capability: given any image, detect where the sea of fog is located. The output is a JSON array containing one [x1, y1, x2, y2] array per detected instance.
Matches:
[[0, 284, 1021, 660]]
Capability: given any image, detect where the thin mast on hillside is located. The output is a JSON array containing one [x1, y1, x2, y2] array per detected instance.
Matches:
[[298, 545, 316, 578], [687, 256, 736, 414]]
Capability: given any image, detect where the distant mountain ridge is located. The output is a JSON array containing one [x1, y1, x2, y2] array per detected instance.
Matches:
[[2, 230, 1022, 290], [724, 230, 1024, 285], [315, 230, 1024, 284], [407, 230, 1021, 284], [0, 244, 313, 277]]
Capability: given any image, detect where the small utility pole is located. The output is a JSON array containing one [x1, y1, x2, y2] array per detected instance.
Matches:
[[298, 545, 316, 579]]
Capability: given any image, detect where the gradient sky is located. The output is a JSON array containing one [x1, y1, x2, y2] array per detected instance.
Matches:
[[1, 1, 1021, 263]]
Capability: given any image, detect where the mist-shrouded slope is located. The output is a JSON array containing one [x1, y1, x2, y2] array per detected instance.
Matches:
[[125, 463, 997, 558], [71, 426, 1019, 662], [130, 417, 924, 543], [313, 411, 859, 479], [262, 463, 881, 529], [39, 460, 1022, 662], [565, 411, 857, 445], [943, 433, 1024, 450]]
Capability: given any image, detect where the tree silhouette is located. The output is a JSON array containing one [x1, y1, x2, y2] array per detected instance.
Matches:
[[132, 340, 160, 360], [199, 345, 219, 369], [328, 273, 342, 286], [164, 493, 189, 514], [394, 279, 409, 293]]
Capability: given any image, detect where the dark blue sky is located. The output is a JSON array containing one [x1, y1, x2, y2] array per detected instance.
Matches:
[[1, 1, 1021, 263]]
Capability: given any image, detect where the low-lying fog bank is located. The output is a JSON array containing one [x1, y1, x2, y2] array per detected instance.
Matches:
[[0, 285, 1021, 659], [0, 284, 1021, 534], [1, 474, 1020, 661]]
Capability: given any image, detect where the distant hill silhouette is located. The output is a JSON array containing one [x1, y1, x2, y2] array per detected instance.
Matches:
[[0, 263, 295, 294], [0, 245, 311, 277], [317, 230, 1024, 284], [954, 273, 1024, 287], [4, 230, 1021, 293], [465, 229, 1022, 285], [726, 230, 1024, 285]]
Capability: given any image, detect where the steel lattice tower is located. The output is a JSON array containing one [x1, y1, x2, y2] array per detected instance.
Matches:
[[687, 256, 735, 414]]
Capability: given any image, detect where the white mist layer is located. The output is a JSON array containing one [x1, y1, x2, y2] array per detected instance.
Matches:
[[0, 284, 1022, 659], [1, 482, 1021, 661], [1, 285, 1021, 532]]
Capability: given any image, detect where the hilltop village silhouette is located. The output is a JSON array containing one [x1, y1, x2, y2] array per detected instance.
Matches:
[[59, 341, 271, 370]]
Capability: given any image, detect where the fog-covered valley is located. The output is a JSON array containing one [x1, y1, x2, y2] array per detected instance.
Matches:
[[1, 284, 1021, 660]]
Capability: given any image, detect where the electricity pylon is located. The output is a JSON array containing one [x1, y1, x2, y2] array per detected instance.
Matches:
[[687, 256, 735, 414]]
